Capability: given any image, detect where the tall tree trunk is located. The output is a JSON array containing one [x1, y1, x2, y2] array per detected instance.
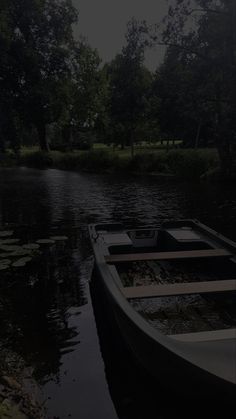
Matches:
[[195, 120, 202, 149], [215, 101, 232, 178], [121, 139, 125, 150], [37, 123, 49, 152], [130, 130, 134, 158], [0, 137, 5, 153], [216, 130, 232, 178]]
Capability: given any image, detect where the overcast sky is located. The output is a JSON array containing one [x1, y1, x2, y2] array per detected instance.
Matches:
[[72, 0, 168, 70]]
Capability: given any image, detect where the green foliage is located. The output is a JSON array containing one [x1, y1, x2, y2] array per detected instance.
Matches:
[[0, 152, 17, 167], [19, 151, 53, 168], [167, 150, 218, 179], [1, 0, 235, 179], [155, 0, 236, 175], [127, 153, 169, 173], [77, 150, 120, 172], [71, 41, 105, 130], [107, 19, 152, 152], [0, 1, 110, 153], [0, 403, 9, 417], [11, 147, 219, 180], [0, 0, 78, 150]]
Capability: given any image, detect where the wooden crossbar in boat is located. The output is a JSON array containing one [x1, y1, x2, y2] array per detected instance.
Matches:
[[169, 328, 236, 342], [123, 279, 236, 299], [105, 248, 231, 264]]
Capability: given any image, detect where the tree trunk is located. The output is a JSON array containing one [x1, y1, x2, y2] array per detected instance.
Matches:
[[214, 101, 232, 178], [37, 124, 50, 152], [121, 143, 125, 150], [130, 130, 134, 158], [216, 131, 232, 178], [0, 138, 5, 153], [195, 120, 202, 149]]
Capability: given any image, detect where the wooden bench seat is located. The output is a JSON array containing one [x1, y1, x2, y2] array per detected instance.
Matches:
[[123, 279, 236, 299], [169, 328, 236, 342], [105, 248, 231, 264]]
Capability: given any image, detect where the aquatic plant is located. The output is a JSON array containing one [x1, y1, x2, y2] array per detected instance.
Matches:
[[0, 231, 14, 238], [36, 239, 55, 245], [0, 228, 68, 273], [50, 236, 68, 241], [12, 257, 32, 268]]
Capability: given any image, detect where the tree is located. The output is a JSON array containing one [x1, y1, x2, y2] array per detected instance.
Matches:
[[107, 19, 152, 156], [151, 45, 213, 147], [153, 0, 236, 175], [49, 40, 109, 151], [0, 0, 78, 151], [70, 41, 108, 146]]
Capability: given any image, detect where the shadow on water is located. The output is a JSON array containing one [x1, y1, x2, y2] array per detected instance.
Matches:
[[90, 272, 236, 419], [0, 238, 86, 383]]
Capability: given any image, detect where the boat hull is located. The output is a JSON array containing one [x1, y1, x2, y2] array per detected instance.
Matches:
[[89, 221, 236, 402], [93, 263, 235, 402]]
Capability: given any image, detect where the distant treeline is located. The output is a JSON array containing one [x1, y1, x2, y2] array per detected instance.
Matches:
[[0, 0, 236, 177]]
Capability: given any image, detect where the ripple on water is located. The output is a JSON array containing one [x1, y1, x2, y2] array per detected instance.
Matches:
[[0, 168, 236, 418]]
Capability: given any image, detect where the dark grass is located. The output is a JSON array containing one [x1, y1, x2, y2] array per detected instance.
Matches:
[[1, 148, 220, 180]]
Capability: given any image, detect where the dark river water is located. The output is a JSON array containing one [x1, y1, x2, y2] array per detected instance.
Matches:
[[0, 168, 235, 419]]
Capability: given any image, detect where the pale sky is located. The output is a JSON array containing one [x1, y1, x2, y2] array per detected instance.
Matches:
[[72, 0, 168, 70]]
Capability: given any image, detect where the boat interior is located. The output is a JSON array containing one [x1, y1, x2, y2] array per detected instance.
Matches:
[[93, 221, 236, 340], [91, 221, 236, 386]]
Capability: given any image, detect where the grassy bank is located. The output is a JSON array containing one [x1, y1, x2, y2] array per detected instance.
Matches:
[[0, 147, 219, 180]]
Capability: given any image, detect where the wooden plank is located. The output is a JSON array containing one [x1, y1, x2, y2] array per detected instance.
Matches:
[[169, 328, 236, 342], [105, 248, 231, 264], [123, 279, 236, 299]]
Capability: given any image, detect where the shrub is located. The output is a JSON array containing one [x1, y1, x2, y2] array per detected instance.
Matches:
[[166, 150, 218, 179], [19, 151, 53, 168], [128, 152, 169, 173], [0, 151, 17, 167], [15, 146, 220, 180], [77, 150, 119, 172], [53, 150, 120, 173]]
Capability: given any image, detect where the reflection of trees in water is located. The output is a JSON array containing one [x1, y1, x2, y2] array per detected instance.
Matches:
[[0, 243, 87, 384], [0, 171, 52, 229]]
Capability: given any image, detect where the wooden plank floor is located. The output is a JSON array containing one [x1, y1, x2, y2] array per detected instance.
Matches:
[[123, 279, 236, 299], [105, 248, 232, 264]]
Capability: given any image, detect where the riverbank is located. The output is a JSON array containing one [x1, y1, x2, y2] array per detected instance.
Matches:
[[0, 347, 44, 419], [0, 148, 220, 180]]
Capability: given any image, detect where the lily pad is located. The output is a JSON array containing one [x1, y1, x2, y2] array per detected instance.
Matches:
[[0, 239, 20, 245], [0, 253, 14, 258], [0, 231, 14, 237], [1, 259, 11, 266], [12, 262, 26, 268], [19, 256, 32, 263], [0, 259, 11, 271], [0, 264, 9, 271], [23, 243, 40, 250], [50, 236, 68, 241], [0, 245, 22, 252], [11, 249, 32, 257], [12, 257, 32, 268], [36, 239, 55, 245]]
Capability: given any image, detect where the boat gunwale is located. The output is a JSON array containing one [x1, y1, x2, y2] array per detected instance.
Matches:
[[88, 221, 236, 386]]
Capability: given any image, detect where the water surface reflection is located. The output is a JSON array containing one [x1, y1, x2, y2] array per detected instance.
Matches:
[[0, 168, 235, 418]]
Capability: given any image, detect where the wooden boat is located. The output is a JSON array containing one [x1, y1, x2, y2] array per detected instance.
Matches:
[[89, 220, 236, 399]]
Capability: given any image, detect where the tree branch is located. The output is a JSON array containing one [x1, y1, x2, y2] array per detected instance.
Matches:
[[156, 42, 205, 59]]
